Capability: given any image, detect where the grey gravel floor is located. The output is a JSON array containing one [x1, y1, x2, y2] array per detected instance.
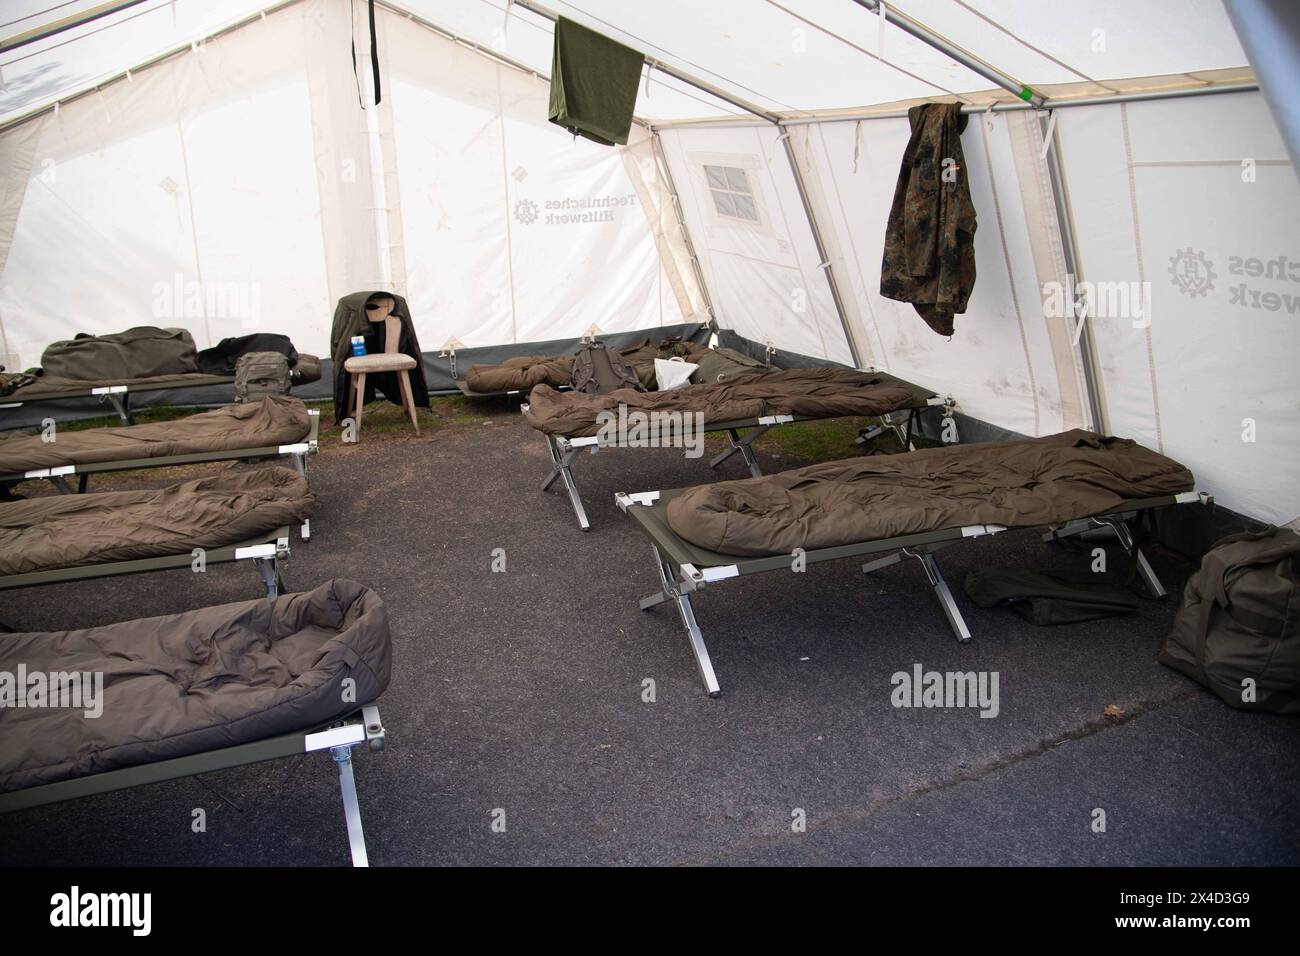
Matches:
[[1, 409, 1297, 866]]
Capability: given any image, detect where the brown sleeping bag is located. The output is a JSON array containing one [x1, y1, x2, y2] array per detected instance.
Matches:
[[667, 430, 1194, 557], [0, 466, 313, 577], [525, 368, 928, 437], [466, 354, 574, 393], [0, 578, 392, 793], [0, 395, 312, 475], [463, 339, 710, 394]]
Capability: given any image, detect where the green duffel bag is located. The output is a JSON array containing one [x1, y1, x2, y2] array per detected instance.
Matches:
[[41, 326, 197, 380], [1159, 527, 1300, 713]]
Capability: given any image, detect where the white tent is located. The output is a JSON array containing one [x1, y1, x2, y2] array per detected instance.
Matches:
[[0, 0, 1296, 527]]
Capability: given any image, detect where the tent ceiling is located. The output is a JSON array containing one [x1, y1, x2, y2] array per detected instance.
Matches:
[[1, 0, 1254, 126]]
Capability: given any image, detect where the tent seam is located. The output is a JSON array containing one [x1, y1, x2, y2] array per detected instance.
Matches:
[[1119, 101, 1164, 454]]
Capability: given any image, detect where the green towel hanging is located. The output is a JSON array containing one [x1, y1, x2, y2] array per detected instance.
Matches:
[[548, 17, 644, 146]]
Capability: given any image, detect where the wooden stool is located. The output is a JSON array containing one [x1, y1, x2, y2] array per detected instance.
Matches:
[[343, 296, 420, 436]]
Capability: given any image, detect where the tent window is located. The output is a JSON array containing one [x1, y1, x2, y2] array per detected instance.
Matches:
[[704, 164, 760, 223]]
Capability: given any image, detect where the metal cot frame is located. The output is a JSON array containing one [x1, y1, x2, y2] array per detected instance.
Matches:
[[0, 375, 236, 425], [616, 487, 1212, 697], [0, 526, 294, 599], [529, 395, 945, 530], [454, 379, 570, 399], [0, 704, 386, 867]]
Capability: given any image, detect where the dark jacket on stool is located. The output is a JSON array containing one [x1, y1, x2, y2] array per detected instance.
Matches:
[[329, 291, 430, 423]]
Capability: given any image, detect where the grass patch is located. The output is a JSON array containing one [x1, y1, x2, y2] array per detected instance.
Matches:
[[715, 415, 943, 466]]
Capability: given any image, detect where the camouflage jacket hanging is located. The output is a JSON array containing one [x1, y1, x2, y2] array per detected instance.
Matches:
[[879, 103, 977, 336]]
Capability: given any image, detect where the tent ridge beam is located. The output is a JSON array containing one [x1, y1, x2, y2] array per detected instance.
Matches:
[[850, 0, 1044, 108], [647, 82, 1262, 132]]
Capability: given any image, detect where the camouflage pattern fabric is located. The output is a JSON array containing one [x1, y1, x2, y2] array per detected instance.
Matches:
[[879, 102, 977, 336]]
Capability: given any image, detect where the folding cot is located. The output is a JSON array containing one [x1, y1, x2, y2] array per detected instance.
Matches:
[[524, 369, 944, 529], [0, 373, 237, 425], [0, 580, 391, 866], [0, 466, 312, 598], [0, 396, 319, 501], [615, 430, 1207, 696], [0, 359, 322, 426]]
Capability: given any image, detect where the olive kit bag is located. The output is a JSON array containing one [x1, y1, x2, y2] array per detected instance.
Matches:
[[234, 351, 292, 403], [1158, 527, 1300, 713]]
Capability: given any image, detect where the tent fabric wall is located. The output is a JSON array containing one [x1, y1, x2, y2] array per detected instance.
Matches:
[[0, 0, 1290, 529], [783, 111, 1089, 437], [0, 0, 704, 368], [657, 124, 853, 364], [1056, 90, 1300, 526], [380, 5, 692, 349], [0, 2, 335, 369]]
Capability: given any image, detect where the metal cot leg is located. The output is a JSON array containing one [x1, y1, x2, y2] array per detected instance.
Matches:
[[541, 435, 590, 530], [1045, 515, 1168, 599], [864, 546, 971, 643], [643, 548, 721, 697], [1102, 518, 1167, 599], [913, 549, 972, 643], [708, 429, 743, 469], [541, 434, 564, 491], [252, 556, 282, 598], [709, 427, 766, 477], [108, 393, 132, 425], [331, 745, 369, 868], [557, 450, 590, 530]]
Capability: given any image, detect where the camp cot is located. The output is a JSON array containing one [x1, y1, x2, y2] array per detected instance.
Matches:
[[616, 431, 1209, 696], [0, 579, 392, 867], [0, 466, 313, 598], [0, 397, 319, 512], [523, 368, 944, 529], [0, 361, 322, 426]]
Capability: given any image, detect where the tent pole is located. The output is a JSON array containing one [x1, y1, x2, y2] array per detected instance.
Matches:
[[648, 82, 1262, 131], [1224, 0, 1300, 177], [780, 132, 864, 367], [849, 0, 1043, 107], [1039, 113, 1108, 434], [650, 131, 718, 328], [0, 0, 149, 53]]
